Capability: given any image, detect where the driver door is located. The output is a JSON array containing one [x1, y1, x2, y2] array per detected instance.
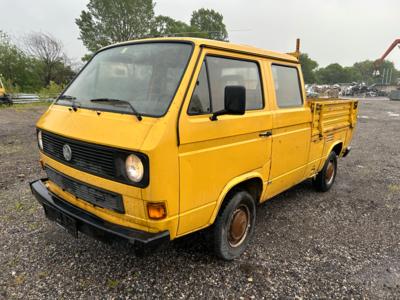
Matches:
[[177, 49, 273, 235]]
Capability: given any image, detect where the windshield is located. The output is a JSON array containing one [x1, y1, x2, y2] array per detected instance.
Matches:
[[57, 42, 193, 116]]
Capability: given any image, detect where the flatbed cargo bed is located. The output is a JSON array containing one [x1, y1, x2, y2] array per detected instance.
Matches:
[[307, 98, 358, 137]]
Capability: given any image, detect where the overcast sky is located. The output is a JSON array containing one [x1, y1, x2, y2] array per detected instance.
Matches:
[[1, 0, 399, 68]]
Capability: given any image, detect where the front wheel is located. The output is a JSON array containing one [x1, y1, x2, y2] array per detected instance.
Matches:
[[211, 190, 256, 260], [313, 151, 338, 192]]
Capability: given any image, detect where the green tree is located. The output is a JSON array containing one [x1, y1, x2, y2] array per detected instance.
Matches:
[[51, 61, 76, 85], [316, 64, 337, 84], [316, 64, 363, 84], [299, 53, 318, 83], [151, 15, 208, 38], [0, 31, 75, 93], [378, 61, 400, 85], [352, 60, 374, 84], [151, 16, 189, 37], [24, 32, 73, 86], [190, 8, 228, 41], [352, 60, 398, 85], [344, 67, 362, 83], [0, 31, 42, 92], [76, 0, 155, 54]]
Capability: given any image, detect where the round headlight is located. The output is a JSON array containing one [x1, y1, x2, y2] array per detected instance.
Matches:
[[37, 130, 43, 150], [125, 154, 144, 182]]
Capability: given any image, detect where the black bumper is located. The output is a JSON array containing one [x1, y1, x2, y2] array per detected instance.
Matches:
[[30, 179, 169, 245]]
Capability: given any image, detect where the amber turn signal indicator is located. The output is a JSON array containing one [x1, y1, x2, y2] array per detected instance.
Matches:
[[39, 159, 45, 170], [147, 203, 167, 220]]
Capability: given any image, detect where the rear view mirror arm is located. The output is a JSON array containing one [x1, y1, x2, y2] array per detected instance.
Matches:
[[210, 110, 227, 121]]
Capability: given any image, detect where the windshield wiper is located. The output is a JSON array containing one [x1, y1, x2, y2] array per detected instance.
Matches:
[[90, 98, 142, 121], [58, 94, 80, 111], [59, 94, 76, 100]]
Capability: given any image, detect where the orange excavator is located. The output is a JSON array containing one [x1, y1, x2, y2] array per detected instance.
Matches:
[[374, 39, 400, 100], [374, 38, 400, 70]]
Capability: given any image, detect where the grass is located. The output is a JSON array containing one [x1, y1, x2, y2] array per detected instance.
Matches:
[[107, 279, 120, 289], [388, 184, 400, 193], [15, 201, 24, 211], [0, 101, 51, 110]]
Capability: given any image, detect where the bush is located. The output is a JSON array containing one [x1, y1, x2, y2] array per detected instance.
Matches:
[[38, 81, 64, 100], [2, 78, 21, 95]]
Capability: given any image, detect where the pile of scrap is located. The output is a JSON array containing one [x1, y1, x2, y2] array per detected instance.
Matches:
[[306, 82, 392, 98], [389, 89, 400, 101], [341, 83, 388, 97], [306, 84, 341, 98]]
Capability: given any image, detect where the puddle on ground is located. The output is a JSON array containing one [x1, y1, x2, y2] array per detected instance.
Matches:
[[387, 112, 400, 117]]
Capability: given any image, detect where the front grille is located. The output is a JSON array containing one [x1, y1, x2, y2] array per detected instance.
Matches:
[[40, 130, 150, 188], [42, 131, 116, 178], [45, 166, 124, 213]]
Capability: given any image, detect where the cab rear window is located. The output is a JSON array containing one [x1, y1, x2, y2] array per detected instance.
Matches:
[[271, 65, 303, 108]]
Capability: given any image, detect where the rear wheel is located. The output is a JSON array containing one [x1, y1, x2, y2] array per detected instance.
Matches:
[[211, 190, 256, 260], [313, 151, 338, 192]]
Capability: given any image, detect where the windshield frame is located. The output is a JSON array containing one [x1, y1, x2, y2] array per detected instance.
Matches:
[[56, 40, 195, 118]]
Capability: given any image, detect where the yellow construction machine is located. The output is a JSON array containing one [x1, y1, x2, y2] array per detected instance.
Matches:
[[0, 76, 12, 105]]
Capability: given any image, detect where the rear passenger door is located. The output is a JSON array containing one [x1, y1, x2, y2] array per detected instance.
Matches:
[[177, 50, 273, 235], [265, 63, 311, 198]]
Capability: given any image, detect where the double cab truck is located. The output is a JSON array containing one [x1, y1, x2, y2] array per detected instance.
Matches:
[[30, 38, 358, 260]]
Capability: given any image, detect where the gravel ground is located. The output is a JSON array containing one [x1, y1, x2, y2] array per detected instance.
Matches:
[[0, 99, 399, 299]]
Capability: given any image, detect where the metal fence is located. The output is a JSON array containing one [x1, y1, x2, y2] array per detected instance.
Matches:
[[10, 94, 56, 104]]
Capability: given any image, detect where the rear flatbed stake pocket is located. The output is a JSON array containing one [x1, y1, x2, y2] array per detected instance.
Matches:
[[30, 38, 358, 260]]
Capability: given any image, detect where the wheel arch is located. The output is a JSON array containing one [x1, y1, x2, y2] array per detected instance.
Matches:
[[330, 141, 344, 157], [209, 172, 264, 225]]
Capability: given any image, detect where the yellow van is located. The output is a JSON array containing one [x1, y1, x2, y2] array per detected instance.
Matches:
[[30, 38, 358, 260]]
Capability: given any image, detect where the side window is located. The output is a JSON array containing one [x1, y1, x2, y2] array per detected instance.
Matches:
[[188, 62, 211, 114], [207, 56, 263, 111], [271, 65, 303, 107]]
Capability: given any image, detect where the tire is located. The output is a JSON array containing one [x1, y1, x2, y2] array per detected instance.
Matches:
[[313, 151, 338, 192], [211, 190, 256, 260], [0, 95, 12, 106]]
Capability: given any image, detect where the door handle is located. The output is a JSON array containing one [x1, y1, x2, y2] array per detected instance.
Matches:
[[259, 131, 272, 137]]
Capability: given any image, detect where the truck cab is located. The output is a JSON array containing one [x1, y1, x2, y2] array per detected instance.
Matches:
[[30, 38, 358, 260]]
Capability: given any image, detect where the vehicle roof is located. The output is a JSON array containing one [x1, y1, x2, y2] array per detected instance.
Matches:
[[101, 37, 299, 64]]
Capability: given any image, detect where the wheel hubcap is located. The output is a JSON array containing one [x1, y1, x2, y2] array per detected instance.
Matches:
[[228, 205, 250, 247], [325, 160, 335, 185]]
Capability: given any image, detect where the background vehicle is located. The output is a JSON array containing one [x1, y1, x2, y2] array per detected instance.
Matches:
[[0, 76, 12, 105], [30, 38, 358, 260]]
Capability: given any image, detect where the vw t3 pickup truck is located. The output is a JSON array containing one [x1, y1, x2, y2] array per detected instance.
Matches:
[[30, 38, 358, 260]]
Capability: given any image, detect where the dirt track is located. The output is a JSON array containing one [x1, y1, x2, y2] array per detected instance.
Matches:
[[0, 100, 399, 299]]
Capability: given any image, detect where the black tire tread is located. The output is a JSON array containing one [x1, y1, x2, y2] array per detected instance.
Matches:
[[313, 151, 338, 192], [211, 189, 256, 260]]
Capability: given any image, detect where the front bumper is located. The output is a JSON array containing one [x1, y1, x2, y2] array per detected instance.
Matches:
[[30, 179, 169, 245]]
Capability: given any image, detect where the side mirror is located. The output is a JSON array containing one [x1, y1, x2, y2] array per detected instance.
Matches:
[[210, 85, 246, 121]]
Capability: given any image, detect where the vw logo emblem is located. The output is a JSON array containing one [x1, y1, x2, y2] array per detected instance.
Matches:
[[62, 144, 72, 161]]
